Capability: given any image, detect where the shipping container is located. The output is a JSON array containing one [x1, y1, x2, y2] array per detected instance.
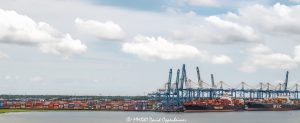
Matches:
[[25, 101, 33, 109], [14, 101, 21, 109], [100, 105, 106, 110], [94, 104, 100, 109], [52, 102, 59, 109], [63, 103, 69, 109], [19, 101, 25, 109], [74, 102, 81, 109], [68, 103, 75, 109], [34, 101, 44, 109], [105, 105, 112, 110], [3, 101, 8, 108], [7, 101, 13, 108], [0, 101, 3, 108]]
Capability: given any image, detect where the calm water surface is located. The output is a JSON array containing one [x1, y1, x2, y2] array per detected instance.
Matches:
[[1, 111, 300, 123]]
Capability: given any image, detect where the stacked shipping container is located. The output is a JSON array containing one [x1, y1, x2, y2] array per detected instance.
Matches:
[[0, 99, 156, 111]]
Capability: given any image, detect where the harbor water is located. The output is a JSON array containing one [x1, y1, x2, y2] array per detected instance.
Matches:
[[1, 111, 300, 123]]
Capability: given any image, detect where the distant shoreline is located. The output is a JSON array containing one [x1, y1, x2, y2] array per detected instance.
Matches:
[[0, 109, 153, 114], [0, 109, 39, 113], [0, 95, 149, 101]]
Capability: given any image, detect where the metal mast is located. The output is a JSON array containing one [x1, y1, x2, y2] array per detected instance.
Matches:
[[284, 71, 289, 91], [196, 67, 202, 88]]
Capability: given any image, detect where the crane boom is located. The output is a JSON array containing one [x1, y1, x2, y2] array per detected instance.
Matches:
[[284, 71, 289, 91], [196, 67, 202, 88], [211, 74, 215, 88]]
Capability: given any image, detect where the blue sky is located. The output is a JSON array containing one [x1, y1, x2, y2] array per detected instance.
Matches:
[[91, 0, 167, 11], [1, 0, 300, 95], [90, 0, 299, 14]]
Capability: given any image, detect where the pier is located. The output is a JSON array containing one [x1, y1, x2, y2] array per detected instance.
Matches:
[[147, 64, 300, 112]]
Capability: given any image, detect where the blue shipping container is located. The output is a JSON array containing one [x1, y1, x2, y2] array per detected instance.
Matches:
[[0, 101, 3, 108]]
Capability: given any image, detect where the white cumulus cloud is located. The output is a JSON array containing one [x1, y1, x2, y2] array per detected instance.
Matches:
[[212, 55, 233, 64], [75, 18, 125, 41], [171, 15, 259, 44], [0, 8, 87, 56], [240, 44, 298, 72], [38, 34, 86, 55], [122, 36, 205, 60], [30, 76, 45, 82], [186, 0, 219, 7], [205, 16, 259, 43], [290, 0, 300, 3], [225, 3, 300, 35], [173, 3, 300, 45], [122, 35, 232, 64], [0, 51, 8, 59], [294, 45, 300, 62]]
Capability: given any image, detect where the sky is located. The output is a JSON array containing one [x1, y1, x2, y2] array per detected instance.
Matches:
[[1, 0, 300, 95]]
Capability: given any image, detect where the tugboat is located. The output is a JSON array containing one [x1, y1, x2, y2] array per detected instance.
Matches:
[[183, 95, 244, 112], [245, 96, 300, 111]]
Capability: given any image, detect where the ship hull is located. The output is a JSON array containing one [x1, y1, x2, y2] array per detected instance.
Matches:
[[245, 102, 299, 111], [184, 105, 244, 112]]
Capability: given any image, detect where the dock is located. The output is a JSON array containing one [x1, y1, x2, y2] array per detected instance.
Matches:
[[147, 64, 300, 112]]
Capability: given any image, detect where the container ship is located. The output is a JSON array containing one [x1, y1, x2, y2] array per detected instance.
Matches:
[[245, 96, 300, 111], [183, 95, 244, 112]]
